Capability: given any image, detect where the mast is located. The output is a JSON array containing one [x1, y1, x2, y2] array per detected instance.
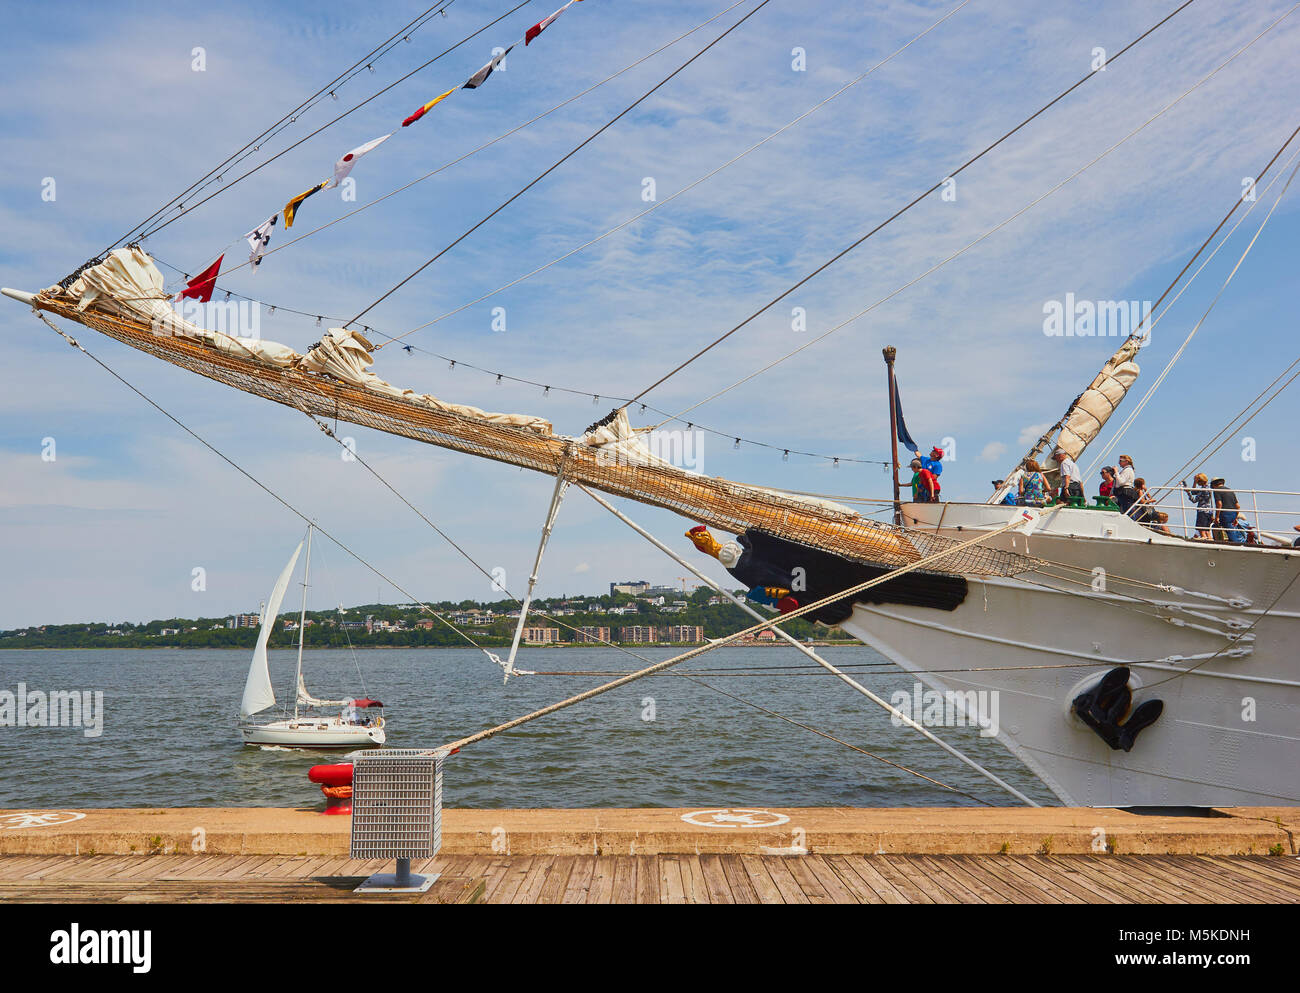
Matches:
[[294, 525, 313, 719], [882, 346, 902, 525]]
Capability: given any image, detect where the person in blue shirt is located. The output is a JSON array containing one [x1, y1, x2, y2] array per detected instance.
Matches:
[[914, 445, 945, 478]]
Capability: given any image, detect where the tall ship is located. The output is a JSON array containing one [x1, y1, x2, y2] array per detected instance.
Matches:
[[5, 1, 1296, 806]]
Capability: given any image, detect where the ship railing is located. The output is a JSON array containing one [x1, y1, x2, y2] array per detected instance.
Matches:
[[1115, 484, 1300, 546]]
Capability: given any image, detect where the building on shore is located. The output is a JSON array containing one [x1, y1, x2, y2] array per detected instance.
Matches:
[[662, 625, 704, 643], [619, 625, 658, 644], [228, 613, 261, 629], [523, 627, 561, 644], [574, 626, 612, 644], [610, 580, 650, 596]]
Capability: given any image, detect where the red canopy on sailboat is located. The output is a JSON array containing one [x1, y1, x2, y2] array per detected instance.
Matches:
[[350, 698, 384, 708]]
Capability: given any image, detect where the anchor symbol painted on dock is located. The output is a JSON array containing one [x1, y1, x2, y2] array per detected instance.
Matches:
[[682, 809, 791, 829]]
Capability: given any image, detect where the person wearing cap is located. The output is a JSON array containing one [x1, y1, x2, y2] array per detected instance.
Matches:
[[991, 479, 1018, 506], [1113, 455, 1138, 514], [1181, 473, 1213, 539], [914, 445, 945, 477], [1052, 448, 1084, 503], [909, 458, 938, 502], [1210, 477, 1244, 543]]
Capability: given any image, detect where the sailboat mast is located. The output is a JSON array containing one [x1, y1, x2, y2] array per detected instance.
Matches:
[[294, 525, 313, 719]]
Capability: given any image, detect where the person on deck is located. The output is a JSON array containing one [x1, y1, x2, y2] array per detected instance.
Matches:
[[1099, 466, 1117, 502], [1182, 473, 1214, 540], [992, 479, 1018, 506], [1018, 459, 1047, 506], [1052, 448, 1084, 502], [1133, 479, 1174, 535], [1211, 478, 1244, 543], [909, 458, 939, 502], [913, 446, 944, 499], [1113, 455, 1138, 514]]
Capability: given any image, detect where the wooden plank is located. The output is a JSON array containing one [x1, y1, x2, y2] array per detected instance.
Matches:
[[0, 857, 59, 880], [885, 856, 969, 904], [1177, 857, 1300, 902], [635, 856, 661, 905], [800, 855, 860, 904], [1141, 857, 1270, 904], [980, 856, 1074, 904], [816, 856, 883, 905], [869, 856, 942, 904], [1101, 856, 1208, 903], [758, 858, 812, 904], [610, 856, 637, 905], [679, 855, 712, 904], [1195, 856, 1300, 896], [512, 856, 554, 904], [834, 855, 908, 904], [1050, 856, 1171, 904], [489, 856, 535, 904], [1017, 856, 1118, 904], [921, 856, 1010, 904], [587, 855, 617, 904], [660, 855, 688, 904], [738, 855, 787, 904], [561, 856, 596, 904], [718, 855, 759, 904], [781, 856, 834, 904], [536, 856, 575, 905], [697, 855, 735, 904]]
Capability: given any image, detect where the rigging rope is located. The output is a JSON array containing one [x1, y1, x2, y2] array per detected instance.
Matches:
[[1083, 146, 1300, 478], [108, 0, 461, 251], [647, 2, 1296, 431], [212, 0, 752, 282], [372, 0, 974, 350], [626, 0, 1201, 405], [343, 0, 775, 327], [135, 0, 532, 243], [440, 517, 1027, 753], [28, 308, 499, 665]]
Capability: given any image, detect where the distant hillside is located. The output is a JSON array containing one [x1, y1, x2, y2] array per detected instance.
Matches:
[[0, 587, 861, 649]]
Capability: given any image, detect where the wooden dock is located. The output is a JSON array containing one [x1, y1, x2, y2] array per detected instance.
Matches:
[[2, 852, 1298, 903]]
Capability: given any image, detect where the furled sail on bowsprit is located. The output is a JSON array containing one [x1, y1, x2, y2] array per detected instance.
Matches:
[[24, 250, 1039, 580]]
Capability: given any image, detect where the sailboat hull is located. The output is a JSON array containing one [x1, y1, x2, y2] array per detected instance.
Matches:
[[240, 718, 386, 749], [839, 502, 1300, 806]]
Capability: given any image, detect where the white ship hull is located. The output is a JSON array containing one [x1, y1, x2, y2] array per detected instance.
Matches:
[[240, 717, 386, 749], [839, 501, 1300, 806]]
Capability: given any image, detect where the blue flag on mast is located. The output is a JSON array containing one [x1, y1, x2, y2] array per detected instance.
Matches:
[[893, 378, 919, 453]]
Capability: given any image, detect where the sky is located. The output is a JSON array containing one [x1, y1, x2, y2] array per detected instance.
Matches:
[[1, 0, 1298, 629]]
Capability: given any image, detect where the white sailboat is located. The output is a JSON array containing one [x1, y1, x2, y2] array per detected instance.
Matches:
[[238, 526, 386, 749]]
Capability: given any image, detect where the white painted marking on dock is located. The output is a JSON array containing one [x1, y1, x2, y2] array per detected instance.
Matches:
[[682, 809, 790, 828]]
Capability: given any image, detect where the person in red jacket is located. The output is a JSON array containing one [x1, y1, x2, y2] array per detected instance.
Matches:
[[909, 458, 939, 502]]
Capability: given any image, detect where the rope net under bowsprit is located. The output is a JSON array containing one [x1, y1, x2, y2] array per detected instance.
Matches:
[[30, 250, 1038, 580]]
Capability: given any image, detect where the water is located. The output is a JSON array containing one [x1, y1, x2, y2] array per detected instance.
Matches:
[[0, 647, 1055, 808]]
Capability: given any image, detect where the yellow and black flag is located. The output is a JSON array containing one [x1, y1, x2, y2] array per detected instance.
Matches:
[[283, 180, 329, 229]]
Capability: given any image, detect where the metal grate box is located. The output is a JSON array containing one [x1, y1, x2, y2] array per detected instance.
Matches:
[[349, 749, 444, 860]]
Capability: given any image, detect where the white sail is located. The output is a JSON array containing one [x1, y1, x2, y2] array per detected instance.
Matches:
[[239, 541, 304, 718], [296, 671, 350, 709]]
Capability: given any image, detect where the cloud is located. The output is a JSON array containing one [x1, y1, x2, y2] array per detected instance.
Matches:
[[978, 441, 1008, 463], [3, 0, 1299, 626], [1017, 424, 1052, 448], [573, 562, 590, 574]]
